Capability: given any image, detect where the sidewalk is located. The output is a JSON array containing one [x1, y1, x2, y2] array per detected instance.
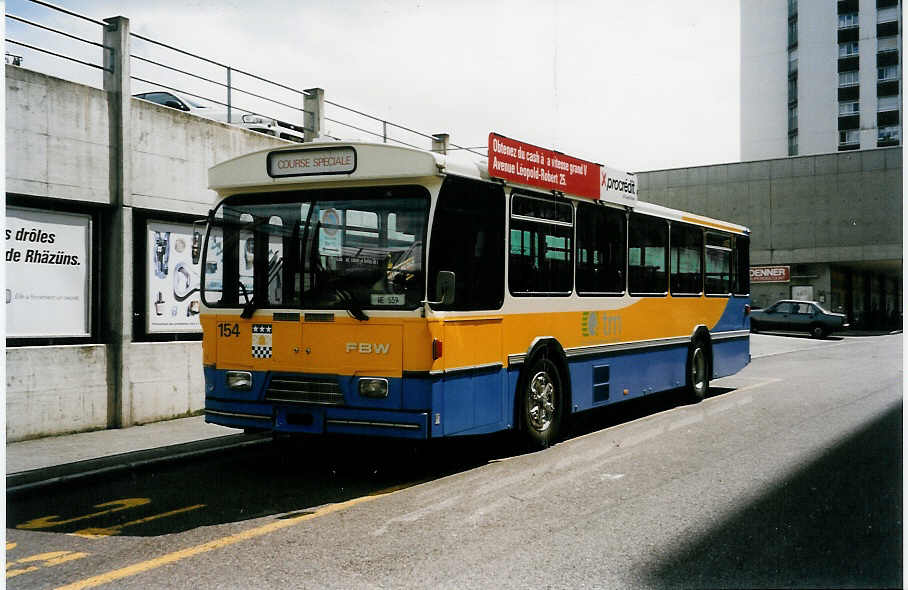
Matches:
[[6, 415, 269, 494]]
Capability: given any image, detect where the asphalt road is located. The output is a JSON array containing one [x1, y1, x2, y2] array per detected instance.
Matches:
[[7, 333, 902, 589]]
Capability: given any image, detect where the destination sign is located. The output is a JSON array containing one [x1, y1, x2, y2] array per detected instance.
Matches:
[[268, 147, 356, 177]]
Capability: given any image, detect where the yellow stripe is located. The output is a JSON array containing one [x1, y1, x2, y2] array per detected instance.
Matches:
[[680, 215, 745, 234], [55, 484, 412, 590]]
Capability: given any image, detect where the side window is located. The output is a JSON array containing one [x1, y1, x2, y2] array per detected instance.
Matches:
[[705, 232, 733, 295], [628, 213, 668, 295], [670, 223, 703, 295], [428, 176, 505, 311], [734, 235, 750, 295], [576, 203, 626, 295], [509, 193, 573, 296]]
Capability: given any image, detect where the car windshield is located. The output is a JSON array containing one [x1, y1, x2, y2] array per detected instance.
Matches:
[[201, 186, 429, 315]]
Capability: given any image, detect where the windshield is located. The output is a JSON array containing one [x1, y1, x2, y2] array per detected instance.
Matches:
[[202, 186, 429, 314]]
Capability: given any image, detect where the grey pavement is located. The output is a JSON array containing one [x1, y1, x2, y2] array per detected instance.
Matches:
[[6, 415, 269, 493], [6, 330, 898, 493]]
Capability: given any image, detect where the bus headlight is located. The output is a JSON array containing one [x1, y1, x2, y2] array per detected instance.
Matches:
[[358, 378, 389, 398], [226, 371, 253, 391]]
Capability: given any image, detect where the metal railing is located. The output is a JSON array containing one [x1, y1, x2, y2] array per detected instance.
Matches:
[[5, 0, 487, 155]]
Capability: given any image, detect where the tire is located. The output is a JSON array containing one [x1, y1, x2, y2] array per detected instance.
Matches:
[[520, 356, 563, 449], [809, 324, 827, 339], [686, 340, 710, 403]]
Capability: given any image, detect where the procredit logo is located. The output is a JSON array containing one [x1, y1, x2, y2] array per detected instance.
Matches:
[[345, 342, 390, 354]]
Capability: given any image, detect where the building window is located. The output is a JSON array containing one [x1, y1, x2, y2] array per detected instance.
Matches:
[[788, 0, 797, 17], [839, 129, 860, 144], [877, 95, 900, 111], [788, 77, 798, 103], [878, 125, 900, 142], [788, 133, 798, 156], [788, 49, 799, 75], [839, 12, 859, 28], [839, 70, 860, 87], [878, 65, 899, 81], [839, 41, 860, 57], [878, 36, 899, 52], [839, 100, 860, 115], [877, 5, 899, 23], [788, 19, 798, 47], [788, 104, 798, 130]]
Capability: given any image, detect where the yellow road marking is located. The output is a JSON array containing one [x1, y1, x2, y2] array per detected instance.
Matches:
[[56, 484, 413, 590], [17, 499, 151, 530], [7, 551, 90, 578], [71, 504, 206, 538], [6, 542, 17, 551]]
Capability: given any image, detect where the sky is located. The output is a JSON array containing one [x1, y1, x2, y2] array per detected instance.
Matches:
[[7, 0, 741, 172]]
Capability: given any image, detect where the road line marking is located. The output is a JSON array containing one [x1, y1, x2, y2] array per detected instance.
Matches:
[[55, 484, 412, 590], [71, 504, 207, 538], [7, 551, 90, 579], [17, 499, 151, 530], [6, 542, 16, 551]]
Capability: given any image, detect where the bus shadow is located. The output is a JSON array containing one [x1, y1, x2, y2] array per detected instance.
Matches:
[[644, 402, 902, 589], [6, 432, 514, 538], [566, 385, 735, 440], [7, 386, 739, 538]]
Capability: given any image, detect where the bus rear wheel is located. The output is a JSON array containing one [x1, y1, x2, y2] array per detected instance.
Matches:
[[521, 357, 562, 449], [686, 340, 709, 403]]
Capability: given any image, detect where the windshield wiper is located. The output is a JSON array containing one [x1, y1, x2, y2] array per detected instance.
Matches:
[[239, 282, 257, 319], [332, 284, 369, 322]]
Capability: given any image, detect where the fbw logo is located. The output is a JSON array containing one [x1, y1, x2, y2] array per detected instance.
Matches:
[[581, 311, 622, 338]]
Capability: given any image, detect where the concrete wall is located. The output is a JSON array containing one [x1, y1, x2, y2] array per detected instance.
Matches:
[[6, 67, 111, 203], [6, 65, 292, 441], [6, 345, 109, 440], [741, 0, 789, 160], [636, 148, 902, 266]]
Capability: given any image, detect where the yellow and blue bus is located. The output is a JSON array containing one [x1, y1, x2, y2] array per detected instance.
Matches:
[[200, 134, 750, 447]]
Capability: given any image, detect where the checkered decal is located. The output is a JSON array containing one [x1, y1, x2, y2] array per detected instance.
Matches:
[[251, 324, 273, 359]]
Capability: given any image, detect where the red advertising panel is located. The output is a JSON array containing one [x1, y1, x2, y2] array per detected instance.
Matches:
[[488, 133, 601, 200], [750, 265, 790, 283]]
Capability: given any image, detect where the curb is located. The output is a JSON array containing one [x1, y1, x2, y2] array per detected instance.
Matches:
[[6, 432, 271, 496]]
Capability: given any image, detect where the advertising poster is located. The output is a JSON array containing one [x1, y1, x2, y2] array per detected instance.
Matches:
[[146, 220, 203, 333], [6, 207, 92, 338]]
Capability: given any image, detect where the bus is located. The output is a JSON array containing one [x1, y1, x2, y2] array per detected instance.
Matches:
[[200, 133, 751, 448]]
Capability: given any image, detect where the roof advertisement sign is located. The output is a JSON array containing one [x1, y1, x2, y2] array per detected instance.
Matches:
[[600, 164, 637, 205], [488, 133, 600, 200], [487, 133, 637, 205]]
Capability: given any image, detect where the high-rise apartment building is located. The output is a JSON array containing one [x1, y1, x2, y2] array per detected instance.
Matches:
[[742, 0, 901, 159]]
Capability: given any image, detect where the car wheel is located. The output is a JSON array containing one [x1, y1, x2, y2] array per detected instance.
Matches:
[[686, 340, 710, 403], [521, 356, 562, 449], [809, 324, 827, 339]]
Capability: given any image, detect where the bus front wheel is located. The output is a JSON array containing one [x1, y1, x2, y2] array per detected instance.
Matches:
[[521, 357, 562, 449], [686, 340, 710, 403]]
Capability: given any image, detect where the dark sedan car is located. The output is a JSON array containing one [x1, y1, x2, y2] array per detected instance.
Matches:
[[750, 300, 849, 338]]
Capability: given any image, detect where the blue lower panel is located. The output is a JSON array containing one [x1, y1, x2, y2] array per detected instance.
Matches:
[[434, 368, 508, 437], [205, 398, 429, 440], [712, 337, 750, 379], [568, 345, 688, 412]]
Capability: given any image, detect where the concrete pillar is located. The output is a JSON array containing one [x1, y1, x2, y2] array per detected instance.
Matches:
[[303, 88, 324, 142], [431, 133, 450, 155], [102, 16, 133, 428]]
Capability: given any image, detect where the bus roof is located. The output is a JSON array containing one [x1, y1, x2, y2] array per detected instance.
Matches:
[[209, 140, 749, 236]]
